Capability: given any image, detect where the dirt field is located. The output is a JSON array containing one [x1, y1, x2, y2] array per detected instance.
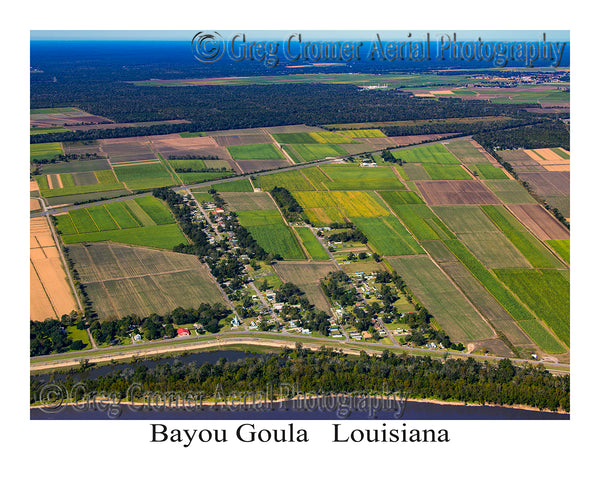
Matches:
[[272, 261, 337, 313], [30, 217, 77, 321], [507, 204, 570, 240], [518, 172, 570, 196], [213, 133, 272, 146], [414, 180, 501, 205]]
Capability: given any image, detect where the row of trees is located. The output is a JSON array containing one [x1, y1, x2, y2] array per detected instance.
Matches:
[[30, 346, 570, 412], [270, 186, 304, 222]]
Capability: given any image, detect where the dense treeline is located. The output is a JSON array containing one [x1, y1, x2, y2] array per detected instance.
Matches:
[[30, 318, 86, 356], [270, 186, 303, 222], [88, 303, 231, 345], [30, 347, 570, 412], [379, 117, 535, 137], [473, 119, 570, 150], [31, 82, 534, 143]]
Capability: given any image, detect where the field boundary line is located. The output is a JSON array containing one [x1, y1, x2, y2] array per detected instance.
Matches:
[[103, 204, 123, 231]]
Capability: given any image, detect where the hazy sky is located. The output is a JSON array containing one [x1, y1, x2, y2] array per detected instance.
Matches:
[[30, 30, 570, 42]]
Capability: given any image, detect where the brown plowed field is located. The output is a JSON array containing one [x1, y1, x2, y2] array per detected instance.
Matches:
[[498, 150, 539, 165], [507, 204, 570, 240], [213, 134, 272, 146], [30, 217, 77, 321], [414, 180, 501, 205], [518, 172, 570, 196]]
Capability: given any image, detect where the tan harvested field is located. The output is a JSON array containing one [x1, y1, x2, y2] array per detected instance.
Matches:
[[498, 149, 540, 165], [526, 148, 569, 165], [213, 133, 272, 146], [220, 192, 276, 211], [272, 261, 337, 313], [265, 124, 326, 134], [30, 198, 41, 212], [100, 137, 158, 163], [30, 180, 39, 193], [359, 137, 398, 147], [543, 164, 570, 172], [30, 217, 77, 321], [149, 133, 217, 148], [415, 180, 501, 205], [67, 243, 227, 321], [430, 90, 455, 95], [507, 204, 570, 240]]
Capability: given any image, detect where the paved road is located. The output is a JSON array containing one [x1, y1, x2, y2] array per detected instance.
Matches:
[[29, 329, 570, 374]]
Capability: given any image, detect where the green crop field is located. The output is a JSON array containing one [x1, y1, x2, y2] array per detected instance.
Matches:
[[301, 166, 334, 190], [518, 319, 566, 354], [483, 179, 537, 204], [31, 126, 69, 135], [481, 205, 564, 268], [59, 173, 76, 187], [319, 165, 405, 190], [237, 210, 305, 259], [56, 198, 185, 250], [168, 159, 207, 170], [547, 239, 570, 264], [272, 132, 319, 144], [282, 145, 305, 163], [469, 164, 508, 179], [386, 202, 455, 241], [494, 269, 569, 347], [443, 239, 533, 321], [378, 190, 424, 205], [387, 256, 494, 342], [351, 216, 424, 256], [60, 224, 187, 250], [295, 227, 330, 260], [113, 162, 175, 190], [30, 107, 79, 114], [288, 143, 348, 162], [86, 205, 119, 231], [444, 140, 490, 164], [391, 144, 460, 164], [422, 164, 472, 180], [258, 170, 315, 191], [95, 170, 118, 184], [227, 143, 284, 160], [30, 142, 63, 161]]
